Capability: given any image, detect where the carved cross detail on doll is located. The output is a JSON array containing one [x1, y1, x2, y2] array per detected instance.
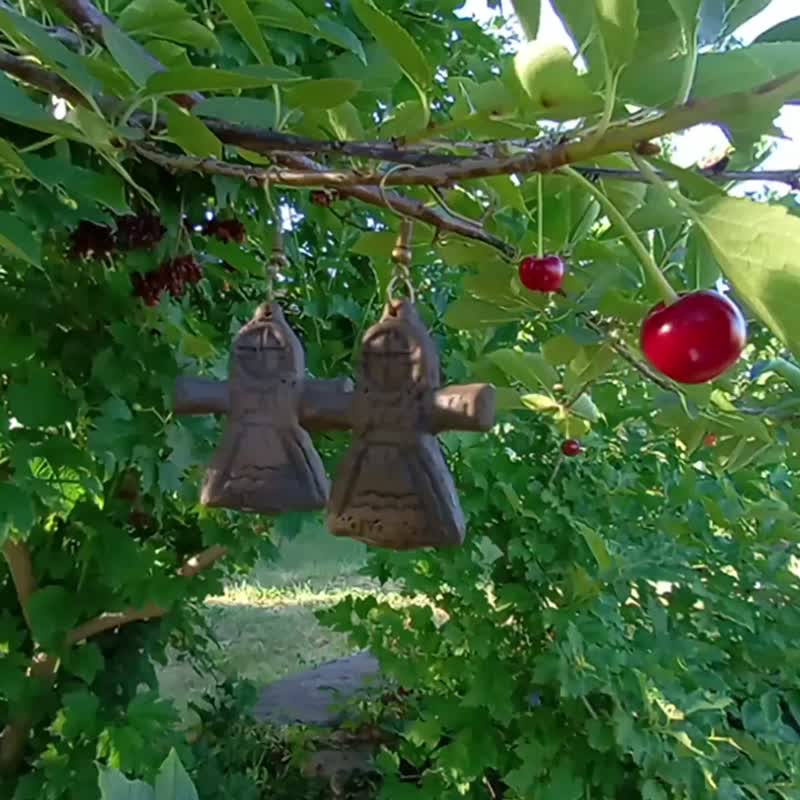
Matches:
[[174, 300, 496, 550]]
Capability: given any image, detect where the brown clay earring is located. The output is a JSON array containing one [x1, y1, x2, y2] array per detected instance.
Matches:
[[326, 219, 497, 550]]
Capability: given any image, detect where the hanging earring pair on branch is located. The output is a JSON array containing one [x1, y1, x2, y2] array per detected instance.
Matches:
[[174, 205, 497, 550]]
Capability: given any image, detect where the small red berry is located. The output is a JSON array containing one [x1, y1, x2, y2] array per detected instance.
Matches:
[[704, 433, 718, 447], [641, 290, 746, 384], [310, 190, 336, 208], [519, 255, 565, 293], [561, 439, 583, 457]]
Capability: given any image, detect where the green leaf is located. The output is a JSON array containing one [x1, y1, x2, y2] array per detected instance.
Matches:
[[379, 100, 427, 139], [543, 334, 580, 365], [59, 689, 101, 740], [487, 349, 559, 391], [62, 643, 105, 684], [0, 137, 28, 175], [755, 16, 800, 44], [509, 0, 541, 40], [98, 765, 155, 800], [685, 226, 720, 290], [328, 102, 364, 140], [167, 105, 223, 158], [0, 212, 41, 267], [691, 195, 800, 357], [119, 0, 219, 51], [255, 0, 315, 34], [621, 43, 800, 110], [144, 65, 301, 96], [103, 24, 160, 86], [520, 393, 560, 412], [666, 0, 702, 38], [285, 79, 361, 109], [443, 298, 522, 330], [514, 41, 597, 114], [217, 0, 272, 64], [0, 8, 99, 98], [314, 17, 367, 64], [351, 231, 397, 258], [595, 155, 647, 216], [350, 0, 433, 92], [0, 73, 79, 139], [593, 0, 639, 72], [0, 486, 35, 543], [7, 366, 76, 427], [194, 96, 276, 128], [27, 586, 80, 648], [155, 750, 198, 800]]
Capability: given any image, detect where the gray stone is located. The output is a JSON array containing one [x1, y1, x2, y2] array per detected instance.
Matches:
[[254, 651, 382, 727]]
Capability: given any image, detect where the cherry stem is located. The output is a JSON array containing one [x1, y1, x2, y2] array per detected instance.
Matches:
[[675, 26, 699, 106], [537, 173, 544, 259], [560, 166, 679, 306], [631, 153, 696, 219]]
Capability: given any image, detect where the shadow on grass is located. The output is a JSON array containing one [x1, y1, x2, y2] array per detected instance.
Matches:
[[158, 521, 378, 714]]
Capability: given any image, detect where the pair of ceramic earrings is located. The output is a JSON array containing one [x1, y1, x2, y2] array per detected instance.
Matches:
[[174, 298, 495, 551]]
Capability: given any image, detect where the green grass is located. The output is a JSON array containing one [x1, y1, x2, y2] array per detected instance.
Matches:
[[158, 521, 378, 714]]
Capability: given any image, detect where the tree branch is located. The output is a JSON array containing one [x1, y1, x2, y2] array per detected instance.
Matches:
[[2, 540, 36, 632], [52, 0, 202, 109], [130, 143, 516, 256], [67, 544, 228, 644]]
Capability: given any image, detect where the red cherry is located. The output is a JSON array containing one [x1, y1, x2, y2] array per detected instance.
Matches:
[[519, 255, 565, 293], [704, 433, 718, 447], [561, 439, 583, 457], [640, 291, 746, 385]]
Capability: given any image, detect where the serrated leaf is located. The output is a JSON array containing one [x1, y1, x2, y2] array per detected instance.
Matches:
[[62, 643, 105, 684], [194, 96, 276, 128], [443, 298, 521, 330], [0, 137, 28, 175], [154, 750, 198, 800], [350, 0, 433, 92], [0, 486, 35, 543], [7, 367, 75, 426], [217, 0, 272, 64], [103, 23, 159, 86], [487, 349, 559, 391], [27, 586, 80, 648], [690, 195, 800, 358], [167, 105, 222, 158], [593, 0, 639, 72], [0, 212, 40, 267], [98, 765, 155, 800], [285, 79, 361, 109], [144, 65, 300, 96]]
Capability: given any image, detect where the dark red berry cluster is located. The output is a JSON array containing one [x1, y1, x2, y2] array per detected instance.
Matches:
[[132, 255, 202, 306], [69, 221, 116, 261], [205, 218, 247, 244], [116, 213, 167, 251], [69, 213, 166, 260]]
